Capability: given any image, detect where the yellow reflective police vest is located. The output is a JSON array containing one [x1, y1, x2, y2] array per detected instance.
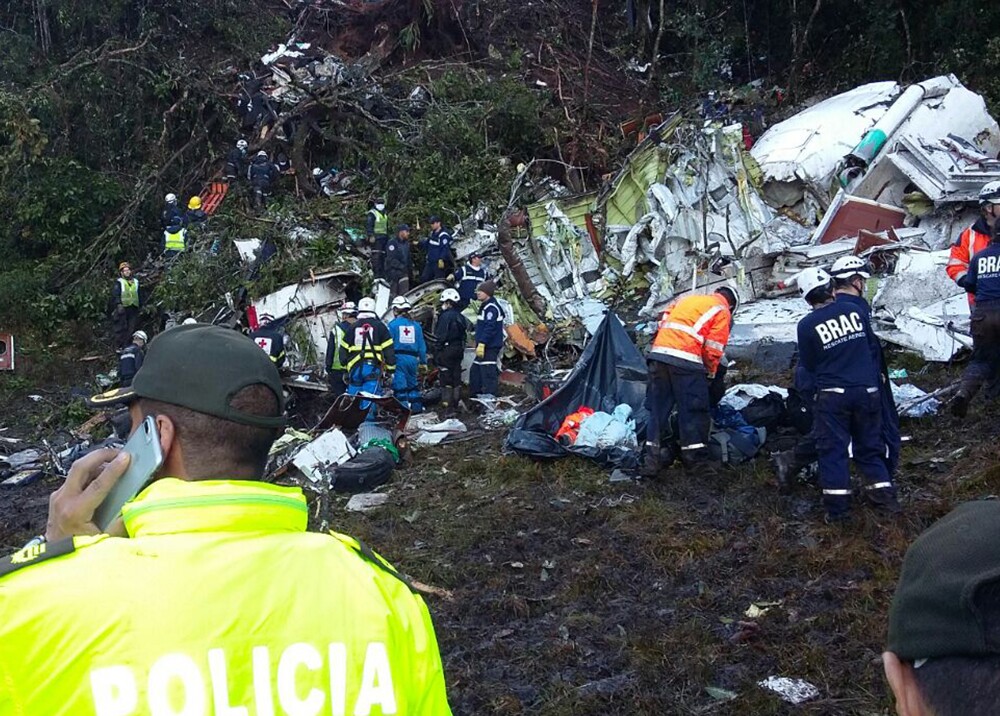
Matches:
[[164, 226, 187, 252], [368, 209, 388, 236], [0, 478, 452, 716], [118, 277, 140, 308]]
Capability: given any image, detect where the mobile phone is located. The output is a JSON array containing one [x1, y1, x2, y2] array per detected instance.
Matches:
[[93, 415, 164, 531]]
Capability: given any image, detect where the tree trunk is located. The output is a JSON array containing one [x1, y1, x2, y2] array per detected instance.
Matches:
[[34, 0, 52, 55], [786, 0, 823, 100]]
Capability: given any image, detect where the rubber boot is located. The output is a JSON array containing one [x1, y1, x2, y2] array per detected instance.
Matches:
[[638, 442, 661, 478]]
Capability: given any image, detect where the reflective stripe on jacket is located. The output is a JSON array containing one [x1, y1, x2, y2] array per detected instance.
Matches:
[[368, 209, 388, 236], [117, 278, 139, 308], [0, 479, 452, 715], [340, 318, 396, 372], [948, 220, 991, 305], [648, 292, 731, 375], [164, 226, 186, 252]]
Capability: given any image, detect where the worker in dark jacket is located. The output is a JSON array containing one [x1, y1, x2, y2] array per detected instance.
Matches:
[[795, 267, 899, 522], [419, 216, 454, 283], [249, 315, 286, 369], [952, 222, 1000, 418], [385, 225, 412, 299], [247, 151, 279, 192], [110, 262, 141, 350], [224, 139, 248, 181], [470, 280, 505, 399], [186, 196, 208, 229], [118, 331, 147, 387], [453, 253, 488, 309], [366, 198, 389, 278], [339, 297, 396, 417], [434, 288, 469, 415], [161, 193, 186, 229], [162, 217, 187, 258]]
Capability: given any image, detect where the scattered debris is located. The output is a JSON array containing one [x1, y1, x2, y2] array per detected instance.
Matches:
[[291, 429, 355, 483], [345, 492, 389, 513], [757, 676, 821, 705]]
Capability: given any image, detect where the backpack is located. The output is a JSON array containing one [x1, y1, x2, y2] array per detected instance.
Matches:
[[708, 426, 766, 465]]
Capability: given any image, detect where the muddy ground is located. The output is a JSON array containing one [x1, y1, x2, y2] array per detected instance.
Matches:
[[2, 355, 999, 714]]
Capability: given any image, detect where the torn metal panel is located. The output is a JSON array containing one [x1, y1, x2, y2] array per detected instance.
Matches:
[[526, 192, 597, 239], [815, 196, 907, 244], [292, 429, 355, 483], [528, 202, 605, 301], [728, 297, 810, 346], [873, 250, 965, 318], [233, 239, 262, 263], [751, 81, 900, 216], [601, 128, 675, 229], [876, 310, 972, 362], [251, 271, 353, 322]]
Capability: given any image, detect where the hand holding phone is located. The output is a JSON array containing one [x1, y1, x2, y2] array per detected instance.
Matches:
[[45, 449, 131, 542], [92, 416, 164, 531]]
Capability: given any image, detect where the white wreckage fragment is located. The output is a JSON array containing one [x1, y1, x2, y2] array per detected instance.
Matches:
[[292, 429, 355, 483]]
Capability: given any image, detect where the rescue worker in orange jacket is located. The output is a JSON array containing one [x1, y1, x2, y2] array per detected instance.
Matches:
[[947, 180, 1000, 304], [641, 286, 739, 475]]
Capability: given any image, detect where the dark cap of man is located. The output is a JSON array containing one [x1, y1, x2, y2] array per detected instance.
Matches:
[[90, 324, 286, 480], [884, 500, 1000, 716]]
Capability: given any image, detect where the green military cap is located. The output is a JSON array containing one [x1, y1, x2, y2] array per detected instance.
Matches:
[[89, 324, 285, 428], [888, 500, 1000, 661]]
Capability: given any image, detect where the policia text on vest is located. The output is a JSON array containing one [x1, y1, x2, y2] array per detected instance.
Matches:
[[89, 641, 398, 716]]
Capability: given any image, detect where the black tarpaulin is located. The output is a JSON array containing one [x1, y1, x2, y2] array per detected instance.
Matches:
[[505, 311, 649, 462]]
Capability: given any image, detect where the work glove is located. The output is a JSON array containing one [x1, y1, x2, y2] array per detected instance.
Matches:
[[418, 364, 428, 376], [437, 259, 445, 269], [476, 343, 486, 359], [446, 273, 455, 282]]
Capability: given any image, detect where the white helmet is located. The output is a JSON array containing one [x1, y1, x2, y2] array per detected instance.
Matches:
[[798, 267, 833, 300], [257, 150, 268, 158], [715, 284, 740, 314], [165, 193, 177, 204], [236, 139, 248, 151], [341, 301, 357, 315], [391, 296, 411, 311], [440, 288, 461, 304], [312, 167, 323, 177], [830, 255, 871, 279], [979, 180, 1000, 205], [182, 318, 197, 325], [133, 330, 148, 342], [357, 297, 377, 315]]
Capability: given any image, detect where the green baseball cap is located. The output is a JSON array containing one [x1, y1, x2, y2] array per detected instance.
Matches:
[[888, 500, 1000, 661], [89, 324, 286, 428]]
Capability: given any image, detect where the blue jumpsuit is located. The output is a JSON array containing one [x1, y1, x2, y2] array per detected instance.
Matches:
[[836, 293, 901, 476], [455, 263, 488, 309], [796, 300, 895, 517], [471, 297, 505, 397], [420, 229, 454, 283], [388, 315, 427, 412], [339, 317, 396, 418]]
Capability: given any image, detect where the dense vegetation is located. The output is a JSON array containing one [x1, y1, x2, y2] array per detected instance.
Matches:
[[1, 0, 998, 336]]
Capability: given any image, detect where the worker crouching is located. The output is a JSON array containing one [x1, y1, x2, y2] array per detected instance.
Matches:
[[641, 286, 738, 475]]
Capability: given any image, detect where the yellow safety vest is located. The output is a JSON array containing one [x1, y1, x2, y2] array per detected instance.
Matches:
[[368, 209, 388, 236], [0, 479, 452, 716], [164, 226, 186, 252], [118, 277, 139, 308]]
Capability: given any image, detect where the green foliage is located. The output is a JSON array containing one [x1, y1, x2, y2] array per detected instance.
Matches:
[[150, 252, 242, 316]]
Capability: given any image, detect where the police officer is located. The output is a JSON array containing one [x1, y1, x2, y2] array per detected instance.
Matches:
[[434, 288, 468, 415], [224, 139, 249, 181], [641, 286, 738, 475], [110, 262, 141, 350], [419, 215, 454, 283], [0, 325, 452, 714], [385, 225, 413, 299], [339, 297, 396, 410], [326, 301, 357, 395], [249, 314, 286, 369], [470, 280, 504, 399], [830, 255, 900, 477], [795, 267, 900, 521], [118, 330, 147, 387], [952, 222, 1000, 417], [388, 296, 427, 412], [366, 198, 390, 278], [453, 252, 488, 309]]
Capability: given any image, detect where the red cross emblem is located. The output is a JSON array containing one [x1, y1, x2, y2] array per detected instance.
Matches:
[[403, 327, 412, 337], [256, 339, 269, 349]]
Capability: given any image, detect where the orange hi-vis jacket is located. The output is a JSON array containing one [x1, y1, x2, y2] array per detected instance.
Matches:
[[947, 219, 992, 305], [648, 292, 732, 376]]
